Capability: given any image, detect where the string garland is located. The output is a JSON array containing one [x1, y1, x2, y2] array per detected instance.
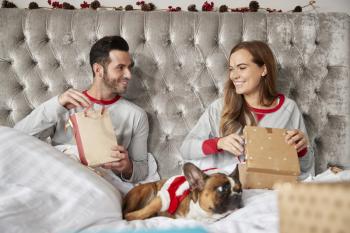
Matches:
[[1, 0, 318, 13]]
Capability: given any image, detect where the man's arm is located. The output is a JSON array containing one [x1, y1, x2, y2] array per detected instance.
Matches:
[[125, 111, 149, 182], [14, 88, 91, 137], [14, 96, 67, 136], [103, 110, 149, 183]]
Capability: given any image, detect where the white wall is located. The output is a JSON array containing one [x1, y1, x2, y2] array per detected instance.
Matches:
[[12, 0, 350, 15]]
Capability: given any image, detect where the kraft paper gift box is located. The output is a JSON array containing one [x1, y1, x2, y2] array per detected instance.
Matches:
[[70, 107, 119, 167], [238, 126, 300, 189], [276, 182, 350, 233]]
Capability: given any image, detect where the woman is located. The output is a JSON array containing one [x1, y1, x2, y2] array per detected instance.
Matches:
[[180, 40, 314, 180]]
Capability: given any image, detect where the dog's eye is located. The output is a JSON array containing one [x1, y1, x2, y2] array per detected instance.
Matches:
[[216, 183, 231, 193], [223, 183, 231, 192], [217, 186, 223, 192]]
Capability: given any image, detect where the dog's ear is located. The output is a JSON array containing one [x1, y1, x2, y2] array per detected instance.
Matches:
[[229, 164, 240, 184], [183, 163, 208, 192]]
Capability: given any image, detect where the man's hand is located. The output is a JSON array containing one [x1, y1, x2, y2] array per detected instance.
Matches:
[[217, 133, 245, 156], [58, 88, 91, 110], [101, 144, 133, 179], [285, 129, 308, 152]]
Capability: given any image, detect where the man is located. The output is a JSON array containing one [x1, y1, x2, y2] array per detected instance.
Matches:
[[15, 36, 149, 183]]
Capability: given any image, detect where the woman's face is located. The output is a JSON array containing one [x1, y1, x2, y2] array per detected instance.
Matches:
[[229, 49, 267, 96]]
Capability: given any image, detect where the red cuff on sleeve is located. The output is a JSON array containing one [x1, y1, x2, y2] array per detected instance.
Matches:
[[298, 147, 308, 157], [202, 138, 223, 156]]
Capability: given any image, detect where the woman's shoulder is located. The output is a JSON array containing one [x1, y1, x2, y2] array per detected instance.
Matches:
[[280, 94, 300, 112], [281, 95, 296, 105]]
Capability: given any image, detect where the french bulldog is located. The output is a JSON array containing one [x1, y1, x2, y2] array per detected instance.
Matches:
[[123, 162, 243, 222]]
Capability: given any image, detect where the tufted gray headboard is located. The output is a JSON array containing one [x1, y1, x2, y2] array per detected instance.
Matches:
[[0, 9, 349, 178]]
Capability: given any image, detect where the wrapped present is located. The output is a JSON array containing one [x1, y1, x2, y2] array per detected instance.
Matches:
[[238, 163, 298, 189], [239, 126, 300, 189], [276, 182, 350, 233], [70, 106, 119, 167]]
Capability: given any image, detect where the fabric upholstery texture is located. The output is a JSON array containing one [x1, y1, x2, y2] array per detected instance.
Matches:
[[0, 9, 349, 178]]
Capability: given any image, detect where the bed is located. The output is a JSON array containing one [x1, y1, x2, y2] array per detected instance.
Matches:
[[0, 9, 349, 233]]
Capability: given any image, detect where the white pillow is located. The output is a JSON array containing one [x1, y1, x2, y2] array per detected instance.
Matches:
[[0, 127, 122, 233]]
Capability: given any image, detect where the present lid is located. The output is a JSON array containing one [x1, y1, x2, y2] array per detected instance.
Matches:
[[243, 126, 300, 176]]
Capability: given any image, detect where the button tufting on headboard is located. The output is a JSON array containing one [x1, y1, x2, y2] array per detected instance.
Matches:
[[44, 36, 50, 43], [18, 84, 25, 91], [31, 59, 38, 66], [19, 36, 25, 44]]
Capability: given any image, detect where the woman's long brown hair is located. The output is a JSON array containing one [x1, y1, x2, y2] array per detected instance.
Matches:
[[220, 41, 278, 136]]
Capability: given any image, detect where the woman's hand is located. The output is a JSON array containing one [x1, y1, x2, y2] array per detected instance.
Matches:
[[217, 133, 244, 156], [285, 129, 308, 152]]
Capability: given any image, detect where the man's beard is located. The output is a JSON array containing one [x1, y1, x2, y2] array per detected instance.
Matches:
[[103, 73, 127, 94]]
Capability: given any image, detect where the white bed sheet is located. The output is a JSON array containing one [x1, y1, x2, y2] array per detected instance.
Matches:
[[1, 126, 349, 233]]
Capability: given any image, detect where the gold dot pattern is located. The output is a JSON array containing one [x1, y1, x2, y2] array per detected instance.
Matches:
[[276, 182, 350, 233]]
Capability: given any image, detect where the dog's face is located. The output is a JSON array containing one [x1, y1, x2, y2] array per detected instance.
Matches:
[[183, 163, 243, 215]]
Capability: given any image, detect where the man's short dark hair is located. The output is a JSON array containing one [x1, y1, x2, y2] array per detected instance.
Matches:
[[89, 36, 129, 76]]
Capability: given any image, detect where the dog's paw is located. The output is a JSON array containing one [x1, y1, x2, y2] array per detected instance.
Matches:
[[124, 212, 138, 221]]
